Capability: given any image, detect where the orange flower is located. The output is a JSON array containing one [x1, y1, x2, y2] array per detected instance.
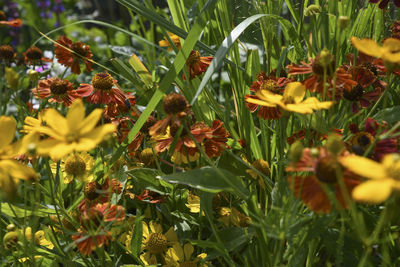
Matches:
[[0, 45, 15, 63], [78, 72, 126, 105], [32, 78, 84, 106], [184, 50, 213, 80], [159, 33, 181, 51], [287, 146, 360, 214], [54, 35, 93, 74], [203, 120, 230, 158], [0, 11, 22, 27], [23, 46, 52, 66]]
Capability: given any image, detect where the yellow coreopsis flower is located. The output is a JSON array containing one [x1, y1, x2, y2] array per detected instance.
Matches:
[[50, 152, 94, 184], [351, 37, 400, 68], [245, 82, 333, 114], [340, 154, 400, 204], [0, 116, 38, 197], [33, 99, 116, 160]]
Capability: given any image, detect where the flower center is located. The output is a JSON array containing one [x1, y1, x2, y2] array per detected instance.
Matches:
[[361, 62, 378, 76], [85, 181, 101, 200], [92, 73, 114, 91], [50, 79, 69, 95], [180, 261, 197, 267], [146, 233, 168, 254], [186, 50, 201, 67], [261, 79, 280, 93], [0, 45, 14, 61], [65, 154, 86, 176], [315, 156, 341, 183], [163, 93, 188, 114], [71, 41, 88, 57], [350, 132, 375, 156], [25, 46, 43, 61], [140, 116, 157, 134], [343, 84, 364, 101]]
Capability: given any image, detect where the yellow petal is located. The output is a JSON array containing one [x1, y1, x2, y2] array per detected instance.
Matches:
[[73, 138, 97, 152], [164, 227, 178, 242], [149, 221, 162, 234], [0, 160, 38, 181], [283, 82, 305, 103], [82, 124, 116, 144], [352, 179, 393, 204], [283, 97, 332, 113], [245, 96, 277, 107], [142, 221, 149, 239], [340, 155, 387, 180], [382, 38, 400, 54], [0, 116, 16, 150], [351, 37, 382, 58], [256, 90, 283, 105], [43, 109, 68, 137], [78, 109, 104, 136], [36, 139, 74, 160], [66, 99, 85, 133], [183, 243, 194, 260]]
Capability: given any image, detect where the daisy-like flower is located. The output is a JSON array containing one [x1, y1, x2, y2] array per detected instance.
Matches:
[[0, 116, 38, 198], [245, 82, 333, 114], [32, 78, 83, 106], [203, 120, 230, 158], [149, 93, 190, 136], [0, 45, 15, 63], [287, 145, 360, 214], [340, 153, 400, 204], [184, 50, 213, 80], [140, 221, 178, 265], [23, 46, 51, 66], [159, 32, 181, 51], [347, 118, 398, 161], [78, 72, 126, 105], [54, 35, 93, 74], [351, 37, 400, 70], [0, 11, 22, 27], [51, 152, 94, 184], [164, 243, 208, 267], [244, 71, 291, 120], [135, 189, 167, 204], [369, 0, 400, 8], [72, 203, 125, 255], [118, 116, 157, 153], [31, 99, 116, 160], [287, 50, 357, 98]]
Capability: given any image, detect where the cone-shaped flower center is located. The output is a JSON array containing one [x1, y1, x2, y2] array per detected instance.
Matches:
[[146, 233, 168, 254], [350, 132, 374, 155], [92, 73, 114, 91], [261, 79, 280, 93], [50, 79, 69, 95], [343, 84, 364, 101], [163, 93, 188, 114], [65, 154, 86, 176], [85, 181, 101, 200], [312, 51, 336, 76], [315, 156, 341, 183], [25, 46, 43, 61], [71, 41, 88, 57], [0, 45, 14, 61]]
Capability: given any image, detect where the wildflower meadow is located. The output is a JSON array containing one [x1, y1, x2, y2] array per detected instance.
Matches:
[[1, 0, 400, 266]]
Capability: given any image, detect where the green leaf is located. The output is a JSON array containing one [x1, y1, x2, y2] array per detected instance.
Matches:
[[374, 106, 400, 124], [130, 212, 143, 258], [1, 203, 56, 218], [157, 166, 249, 199], [126, 168, 162, 187]]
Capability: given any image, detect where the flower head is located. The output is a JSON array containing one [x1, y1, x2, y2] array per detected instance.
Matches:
[[0, 45, 15, 63], [32, 78, 84, 106], [159, 33, 181, 51], [31, 99, 116, 160], [54, 35, 93, 74], [184, 50, 213, 80], [246, 82, 333, 114], [51, 152, 94, 184], [340, 154, 400, 203]]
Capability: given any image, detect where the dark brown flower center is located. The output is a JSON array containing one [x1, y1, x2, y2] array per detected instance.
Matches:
[[350, 132, 374, 155], [315, 156, 341, 183], [163, 93, 188, 114], [343, 84, 364, 101], [140, 116, 157, 134], [65, 154, 86, 176], [71, 41, 88, 57], [85, 181, 101, 200], [0, 45, 14, 61], [186, 50, 201, 67], [50, 79, 70, 95], [25, 46, 43, 61], [92, 72, 114, 91], [146, 233, 167, 254], [361, 62, 378, 76]]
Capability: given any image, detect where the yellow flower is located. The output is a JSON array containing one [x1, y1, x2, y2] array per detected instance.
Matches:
[[140, 221, 178, 265], [32, 99, 116, 160], [218, 207, 251, 227], [185, 192, 201, 213], [245, 82, 333, 114], [23, 111, 46, 134], [51, 152, 94, 183], [23, 227, 54, 250], [340, 154, 400, 204], [351, 37, 400, 67], [0, 116, 38, 197], [159, 33, 182, 51], [164, 242, 208, 267]]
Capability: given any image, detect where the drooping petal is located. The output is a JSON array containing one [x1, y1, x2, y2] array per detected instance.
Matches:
[[256, 89, 283, 105], [352, 179, 393, 204], [0, 116, 16, 149], [283, 97, 332, 114], [82, 124, 116, 144], [283, 82, 306, 104], [340, 155, 387, 180]]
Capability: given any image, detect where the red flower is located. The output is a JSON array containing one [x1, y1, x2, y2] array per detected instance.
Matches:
[[78, 72, 126, 105], [135, 190, 167, 203], [184, 50, 213, 80], [54, 36, 93, 74], [369, 0, 400, 8], [287, 146, 360, 214], [204, 120, 230, 158], [32, 78, 84, 106], [244, 71, 291, 120], [287, 52, 357, 99]]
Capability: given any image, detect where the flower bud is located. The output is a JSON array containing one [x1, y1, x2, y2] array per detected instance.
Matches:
[[338, 16, 350, 30], [304, 5, 321, 17], [326, 134, 344, 155], [289, 141, 304, 163]]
